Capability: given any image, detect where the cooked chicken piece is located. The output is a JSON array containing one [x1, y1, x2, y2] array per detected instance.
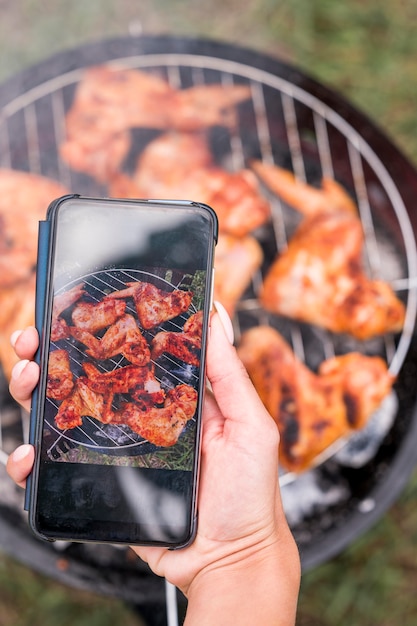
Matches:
[[70, 313, 150, 365], [109, 131, 271, 237], [0, 169, 68, 288], [214, 234, 263, 316], [151, 331, 201, 366], [55, 377, 112, 429], [116, 384, 198, 447], [107, 281, 193, 330], [237, 326, 394, 472], [72, 298, 126, 333], [261, 211, 405, 339], [82, 361, 166, 407], [251, 161, 358, 216], [46, 349, 74, 401], [60, 66, 250, 181], [55, 384, 86, 430], [183, 310, 203, 338], [51, 283, 85, 342]]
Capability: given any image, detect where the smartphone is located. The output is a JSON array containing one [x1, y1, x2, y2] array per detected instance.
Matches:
[[26, 195, 218, 547]]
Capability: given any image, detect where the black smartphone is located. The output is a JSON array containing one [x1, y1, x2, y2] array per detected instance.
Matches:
[[26, 195, 217, 547]]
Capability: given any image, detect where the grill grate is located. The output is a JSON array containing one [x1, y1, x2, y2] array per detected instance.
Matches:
[[1, 40, 417, 583]]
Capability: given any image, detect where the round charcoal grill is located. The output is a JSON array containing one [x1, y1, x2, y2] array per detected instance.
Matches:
[[1, 35, 417, 617]]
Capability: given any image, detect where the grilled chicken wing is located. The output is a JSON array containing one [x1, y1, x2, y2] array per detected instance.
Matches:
[[70, 313, 150, 365], [51, 283, 85, 342], [260, 211, 405, 339], [72, 298, 126, 333], [107, 281, 193, 330], [214, 233, 263, 316], [46, 349, 74, 401], [116, 384, 198, 447], [151, 310, 203, 366], [60, 66, 250, 181], [82, 361, 166, 407], [251, 161, 358, 216], [0, 169, 68, 287], [109, 131, 271, 238], [238, 326, 394, 472]]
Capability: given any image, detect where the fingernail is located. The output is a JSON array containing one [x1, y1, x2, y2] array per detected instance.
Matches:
[[12, 444, 32, 463], [11, 359, 30, 381], [214, 301, 234, 344], [10, 330, 23, 348]]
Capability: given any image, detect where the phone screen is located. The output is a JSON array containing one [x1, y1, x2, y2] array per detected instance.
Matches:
[[30, 197, 217, 546]]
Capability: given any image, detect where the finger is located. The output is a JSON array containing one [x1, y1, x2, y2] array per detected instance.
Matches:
[[10, 326, 39, 361], [9, 359, 40, 413], [6, 444, 35, 488]]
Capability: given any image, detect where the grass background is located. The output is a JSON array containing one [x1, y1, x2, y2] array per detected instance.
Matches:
[[1, 1, 417, 624]]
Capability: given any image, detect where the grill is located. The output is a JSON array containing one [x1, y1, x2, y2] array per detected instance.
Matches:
[[1, 35, 417, 623]]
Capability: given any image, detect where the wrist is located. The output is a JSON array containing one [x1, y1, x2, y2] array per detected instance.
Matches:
[[184, 531, 300, 626]]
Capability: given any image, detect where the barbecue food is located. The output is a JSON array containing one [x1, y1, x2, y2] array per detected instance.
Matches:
[[251, 161, 358, 216], [116, 384, 198, 447], [72, 298, 126, 333], [70, 313, 151, 365], [0, 275, 36, 379], [260, 211, 405, 340], [46, 349, 74, 401], [237, 326, 395, 472], [60, 65, 251, 181], [214, 233, 263, 316], [0, 169, 68, 377], [107, 281, 193, 330], [82, 362, 166, 409], [0, 169, 68, 287], [51, 283, 85, 342], [109, 131, 271, 238], [151, 331, 201, 366]]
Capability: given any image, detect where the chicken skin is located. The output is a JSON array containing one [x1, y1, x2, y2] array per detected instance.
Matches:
[[151, 310, 203, 366], [60, 65, 251, 181], [214, 234, 263, 316], [251, 161, 358, 217], [237, 326, 394, 472], [109, 131, 271, 238], [71, 298, 126, 333], [69, 313, 151, 365], [116, 384, 198, 447], [107, 281, 193, 330], [51, 283, 85, 342], [261, 211, 405, 339], [46, 349, 74, 401]]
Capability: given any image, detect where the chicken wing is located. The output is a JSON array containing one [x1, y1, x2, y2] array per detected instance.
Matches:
[[51, 283, 85, 342], [60, 65, 251, 181], [109, 131, 271, 238], [214, 233, 263, 316], [72, 298, 126, 333], [0, 169, 68, 287], [260, 211, 405, 339], [116, 384, 198, 447], [237, 326, 394, 472], [251, 161, 358, 216], [82, 361, 166, 407], [69, 313, 150, 365], [46, 349, 74, 401], [107, 281, 193, 330]]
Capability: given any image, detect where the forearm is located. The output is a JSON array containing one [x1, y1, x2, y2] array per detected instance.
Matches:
[[183, 540, 300, 626]]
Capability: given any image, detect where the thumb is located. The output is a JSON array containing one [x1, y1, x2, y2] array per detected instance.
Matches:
[[207, 310, 277, 436]]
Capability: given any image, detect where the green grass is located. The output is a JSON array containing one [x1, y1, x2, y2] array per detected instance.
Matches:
[[1, 1, 417, 624]]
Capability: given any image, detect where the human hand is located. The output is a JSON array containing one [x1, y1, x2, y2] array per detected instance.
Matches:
[[7, 309, 300, 624]]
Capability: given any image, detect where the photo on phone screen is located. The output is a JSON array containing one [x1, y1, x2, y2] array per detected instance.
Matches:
[[29, 197, 217, 546]]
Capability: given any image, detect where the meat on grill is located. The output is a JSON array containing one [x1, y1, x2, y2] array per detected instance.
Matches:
[[237, 325, 394, 472]]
